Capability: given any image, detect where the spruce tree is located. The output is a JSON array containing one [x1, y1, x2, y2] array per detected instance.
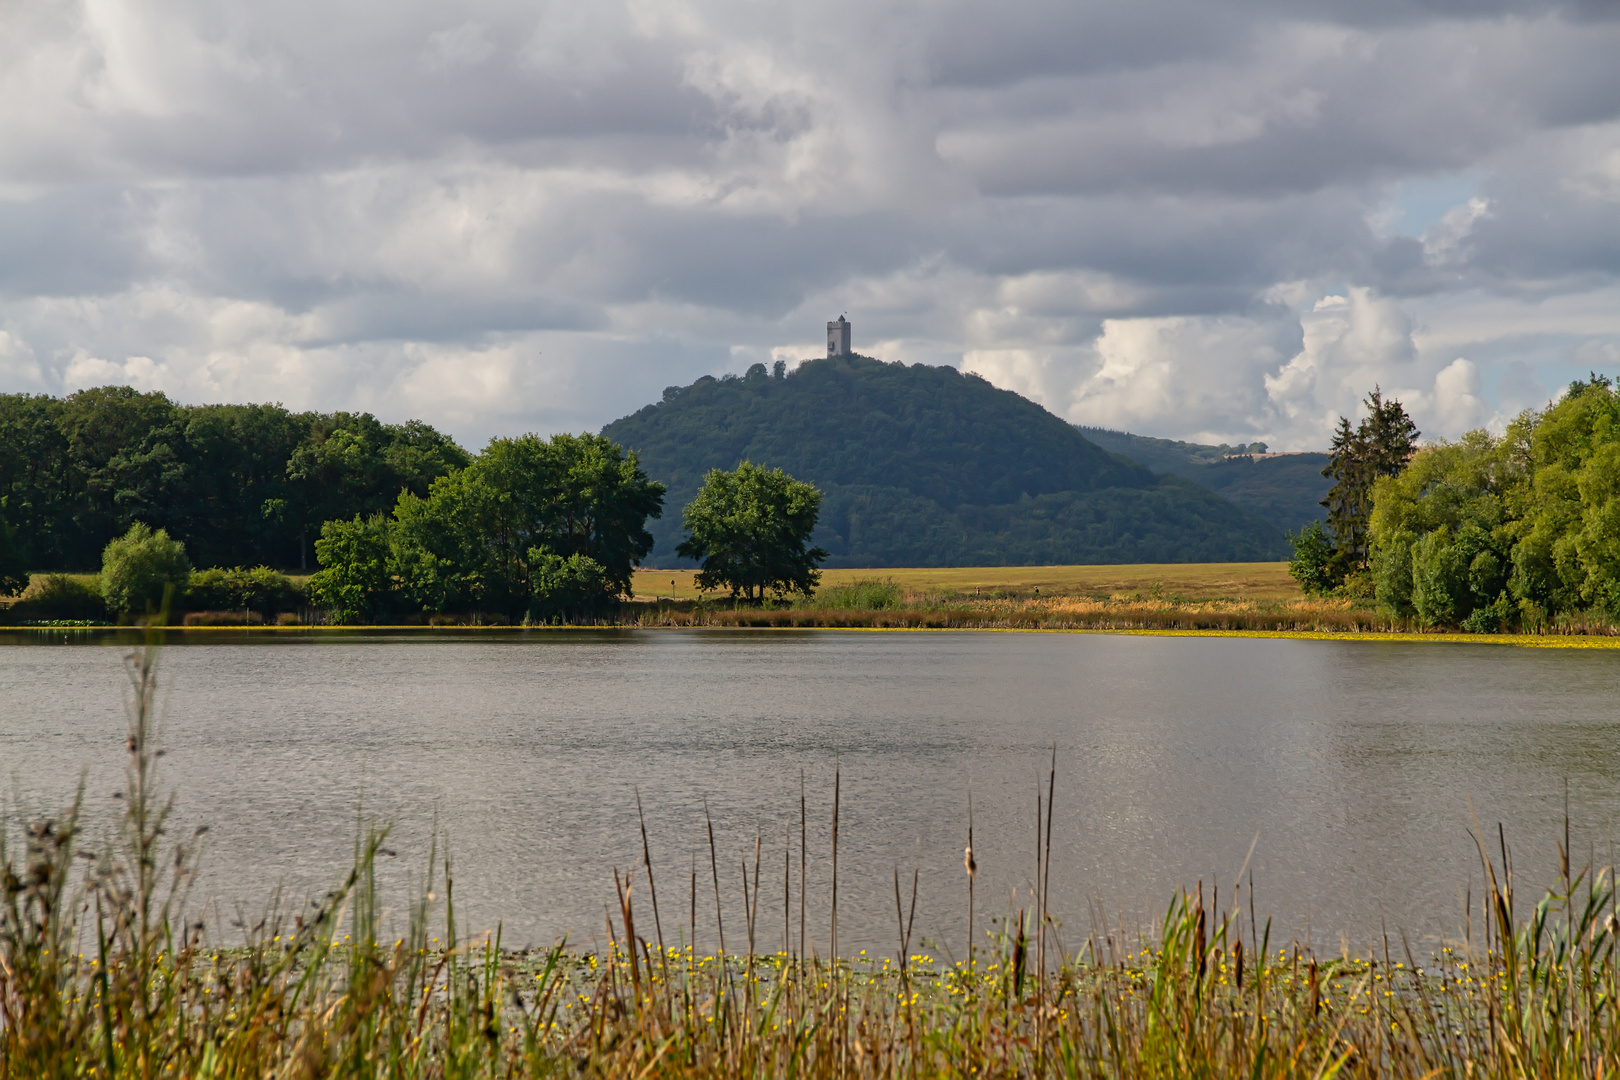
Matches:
[[1320, 387, 1419, 583]]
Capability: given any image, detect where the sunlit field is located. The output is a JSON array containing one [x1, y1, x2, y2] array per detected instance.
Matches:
[[631, 562, 1299, 604]]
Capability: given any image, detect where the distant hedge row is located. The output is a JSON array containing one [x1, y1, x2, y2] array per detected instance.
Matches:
[[2, 565, 308, 626]]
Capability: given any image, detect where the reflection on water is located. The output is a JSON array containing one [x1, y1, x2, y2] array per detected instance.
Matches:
[[2, 629, 1618, 954]]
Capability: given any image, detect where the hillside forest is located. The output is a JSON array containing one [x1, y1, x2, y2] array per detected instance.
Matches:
[[602, 355, 1290, 566], [1075, 428, 1331, 534]]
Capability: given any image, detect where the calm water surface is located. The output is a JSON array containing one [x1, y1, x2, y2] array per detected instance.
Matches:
[[3, 629, 1618, 956]]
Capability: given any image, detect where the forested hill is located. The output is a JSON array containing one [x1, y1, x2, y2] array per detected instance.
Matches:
[[601, 355, 1290, 567], [1075, 427, 1331, 534], [0, 388, 468, 571]]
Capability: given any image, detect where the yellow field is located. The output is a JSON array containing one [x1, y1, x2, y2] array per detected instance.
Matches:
[[630, 561, 1300, 602]]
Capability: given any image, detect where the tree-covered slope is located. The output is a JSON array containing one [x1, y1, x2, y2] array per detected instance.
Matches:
[[603, 356, 1289, 567], [1077, 426, 1330, 534]]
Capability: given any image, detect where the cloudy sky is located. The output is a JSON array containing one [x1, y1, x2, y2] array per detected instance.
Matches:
[[2, 0, 1618, 450]]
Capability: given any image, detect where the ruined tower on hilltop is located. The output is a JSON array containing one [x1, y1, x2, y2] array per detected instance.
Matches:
[[827, 315, 851, 357]]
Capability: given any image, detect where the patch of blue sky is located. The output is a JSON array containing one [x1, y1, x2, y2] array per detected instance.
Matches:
[[1380, 172, 1487, 238]]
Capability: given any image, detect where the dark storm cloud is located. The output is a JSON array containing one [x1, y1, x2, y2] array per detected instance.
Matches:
[[0, 0, 1617, 447]]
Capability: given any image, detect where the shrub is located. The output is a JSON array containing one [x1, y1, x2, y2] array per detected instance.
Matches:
[[1287, 521, 1337, 596], [5, 574, 107, 623], [182, 610, 266, 627], [101, 523, 191, 616], [802, 578, 903, 610], [529, 550, 612, 623], [1462, 592, 1514, 633], [183, 566, 304, 614]]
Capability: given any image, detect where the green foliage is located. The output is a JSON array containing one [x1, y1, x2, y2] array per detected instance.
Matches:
[[604, 355, 1288, 567], [1322, 387, 1420, 582], [389, 489, 481, 615], [1078, 427, 1331, 533], [99, 522, 191, 616], [803, 578, 904, 609], [309, 516, 393, 623], [5, 574, 107, 622], [1371, 530, 1416, 617], [388, 433, 663, 619], [1409, 526, 1467, 628], [0, 500, 27, 597], [283, 414, 469, 569], [1286, 521, 1336, 596], [528, 551, 611, 622], [1366, 376, 1620, 630], [0, 388, 468, 572], [310, 433, 662, 622], [677, 461, 828, 600], [182, 566, 304, 613]]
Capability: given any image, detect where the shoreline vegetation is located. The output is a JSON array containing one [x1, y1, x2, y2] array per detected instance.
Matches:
[[7, 642, 1620, 1076], [7, 562, 1620, 639]]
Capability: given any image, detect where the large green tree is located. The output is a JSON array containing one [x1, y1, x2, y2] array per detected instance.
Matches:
[[100, 522, 192, 617], [1318, 387, 1419, 582], [282, 413, 468, 570], [390, 433, 665, 618], [676, 461, 829, 600], [1366, 374, 1620, 630], [320, 432, 664, 622], [308, 516, 394, 624]]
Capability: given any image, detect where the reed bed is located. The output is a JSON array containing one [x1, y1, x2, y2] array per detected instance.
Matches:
[[7, 644, 1620, 1077]]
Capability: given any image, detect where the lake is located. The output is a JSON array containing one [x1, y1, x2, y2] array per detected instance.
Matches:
[[2, 628, 1618, 959]]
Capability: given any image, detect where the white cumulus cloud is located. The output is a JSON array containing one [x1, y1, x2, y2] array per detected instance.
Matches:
[[1, 0, 1619, 446]]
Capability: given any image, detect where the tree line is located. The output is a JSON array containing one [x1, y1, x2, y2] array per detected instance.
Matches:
[[308, 449, 824, 622], [0, 387, 469, 572], [1292, 374, 1620, 632], [0, 386, 828, 622]]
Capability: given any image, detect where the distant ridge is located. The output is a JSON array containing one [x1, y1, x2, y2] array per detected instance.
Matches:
[[1076, 427, 1330, 534], [602, 355, 1289, 567]]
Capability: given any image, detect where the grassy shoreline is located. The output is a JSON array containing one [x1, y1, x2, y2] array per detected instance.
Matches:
[[9, 561, 1620, 639], [8, 622, 1620, 648]]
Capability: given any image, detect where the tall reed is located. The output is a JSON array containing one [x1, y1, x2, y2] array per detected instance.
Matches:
[[7, 642, 1620, 1076]]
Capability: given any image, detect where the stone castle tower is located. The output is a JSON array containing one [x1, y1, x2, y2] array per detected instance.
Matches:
[[827, 315, 851, 357]]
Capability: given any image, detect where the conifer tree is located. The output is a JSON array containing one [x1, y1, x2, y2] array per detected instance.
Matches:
[[1319, 387, 1419, 582]]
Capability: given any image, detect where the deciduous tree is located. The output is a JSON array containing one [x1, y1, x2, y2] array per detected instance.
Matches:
[[308, 516, 392, 624], [100, 522, 191, 616], [676, 462, 828, 600]]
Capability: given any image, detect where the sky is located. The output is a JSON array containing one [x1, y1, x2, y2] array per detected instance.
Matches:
[[2, 0, 1619, 451]]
